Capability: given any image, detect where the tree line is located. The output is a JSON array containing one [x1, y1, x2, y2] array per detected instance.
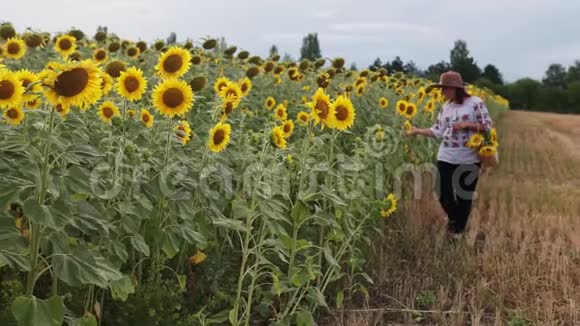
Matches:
[[288, 33, 580, 114]]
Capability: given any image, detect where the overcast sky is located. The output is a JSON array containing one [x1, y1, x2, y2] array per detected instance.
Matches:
[[4, 0, 580, 82]]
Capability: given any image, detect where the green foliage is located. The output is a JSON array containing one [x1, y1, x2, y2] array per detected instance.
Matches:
[[300, 33, 322, 61]]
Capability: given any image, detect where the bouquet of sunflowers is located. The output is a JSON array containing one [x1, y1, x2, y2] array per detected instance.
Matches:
[[467, 127, 499, 169]]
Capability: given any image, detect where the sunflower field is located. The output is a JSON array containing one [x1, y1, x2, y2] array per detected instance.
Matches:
[[0, 22, 509, 325]]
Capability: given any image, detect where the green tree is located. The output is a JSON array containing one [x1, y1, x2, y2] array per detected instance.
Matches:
[[299, 33, 322, 61], [482, 64, 503, 85], [566, 60, 580, 84], [350, 62, 358, 71], [566, 80, 580, 112], [384, 56, 404, 73], [269, 45, 279, 57], [450, 40, 481, 83], [369, 57, 382, 71], [542, 63, 567, 89], [506, 78, 541, 110]]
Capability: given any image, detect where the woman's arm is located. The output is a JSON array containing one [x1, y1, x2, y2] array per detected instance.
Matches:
[[408, 127, 435, 138]]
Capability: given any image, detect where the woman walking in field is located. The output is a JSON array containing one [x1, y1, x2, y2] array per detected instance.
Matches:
[[407, 71, 493, 238]]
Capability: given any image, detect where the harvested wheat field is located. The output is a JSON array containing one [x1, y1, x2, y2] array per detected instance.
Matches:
[[327, 110, 580, 325]]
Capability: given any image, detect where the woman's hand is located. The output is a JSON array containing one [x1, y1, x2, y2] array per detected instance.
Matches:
[[453, 122, 471, 131]]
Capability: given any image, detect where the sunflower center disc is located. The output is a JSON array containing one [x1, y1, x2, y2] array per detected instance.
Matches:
[[163, 88, 184, 108], [54, 68, 90, 97], [124, 76, 140, 93], [0, 80, 15, 99], [213, 129, 225, 145], [335, 106, 348, 121], [163, 54, 183, 73]]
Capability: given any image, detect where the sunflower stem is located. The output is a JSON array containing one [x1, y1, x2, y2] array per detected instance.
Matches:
[[26, 106, 56, 296]]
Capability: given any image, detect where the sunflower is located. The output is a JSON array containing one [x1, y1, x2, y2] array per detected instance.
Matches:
[[467, 133, 484, 149], [208, 122, 232, 153], [156, 46, 192, 79], [213, 77, 230, 94], [403, 103, 417, 119], [54, 35, 77, 57], [297, 111, 310, 125], [403, 120, 412, 134], [53, 101, 71, 117], [331, 95, 356, 131], [100, 73, 113, 96], [265, 96, 276, 110], [355, 84, 365, 97], [379, 97, 389, 109], [222, 97, 238, 116], [3, 107, 24, 125], [274, 104, 287, 121], [189, 251, 207, 265], [489, 128, 498, 146], [355, 77, 366, 87], [238, 77, 252, 97], [175, 120, 192, 145], [140, 109, 154, 128], [152, 79, 194, 118], [116, 67, 147, 101], [26, 96, 42, 109], [282, 120, 294, 138], [97, 101, 120, 123], [479, 145, 497, 157], [272, 126, 287, 149], [424, 99, 435, 113], [380, 193, 398, 218], [126, 46, 140, 59], [0, 70, 25, 109], [218, 81, 242, 107], [307, 88, 334, 128], [3, 38, 26, 60], [105, 60, 127, 78], [127, 109, 136, 118], [417, 87, 426, 103], [396, 100, 408, 116], [92, 48, 108, 64], [16, 69, 41, 97], [44, 60, 102, 108]]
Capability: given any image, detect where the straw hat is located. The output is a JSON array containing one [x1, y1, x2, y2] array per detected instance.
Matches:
[[426, 71, 466, 92]]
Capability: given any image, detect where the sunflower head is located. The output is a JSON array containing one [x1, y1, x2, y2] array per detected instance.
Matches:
[[213, 77, 231, 94], [94, 31, 107, 42], [272, 126, 287, 149], [403, 103, 417, 119], [97, 101, 121, 124], [44, 60, 103, 108], [26, 97, 42, 109], [202, 39, 217, 50], [237, 50, 250, 60], [332, 57, 345, 69], [140, 109, 154, 128], [0, 70, 25, 109], [490, 128, 498, 146], [3, 107, 25, 126], [4, 38, 27, 60], [479, 145, 497, 157], [105, 60, 127, 78], [467, 133, 484, 149], [265, 96, 276, 110], [136, 41, 148, 53], [396, 100, 408, 116], [54, 35, 77, 57], [380, 193, 397, 218], [282, 120, 294, 138], [156, 47, 192, 79], [263, 61, 275, 73], [191, 55, 203, 65], [208, 122, 232, 153], [403, 120, 412, 134], [126, 46, 140, 59], [246, 66, 260, 79], [424, 99, 435, 113], [175, 120, 193, 145], [238, 77, 252, 96], [297, 111, 310, 126], [100, 72, 114, 96], [331, 95, 356, 131], [93, 48, 108, 64], [152, 78, 194, 118], [108, 42, 121, 53], [274, 104, 287, 121], [379, 97, 389, 109], [116, 67, 148, 101], [307, 88, 333, 128], [0, 24, 16, 40], [190, 76, 207, 92]]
